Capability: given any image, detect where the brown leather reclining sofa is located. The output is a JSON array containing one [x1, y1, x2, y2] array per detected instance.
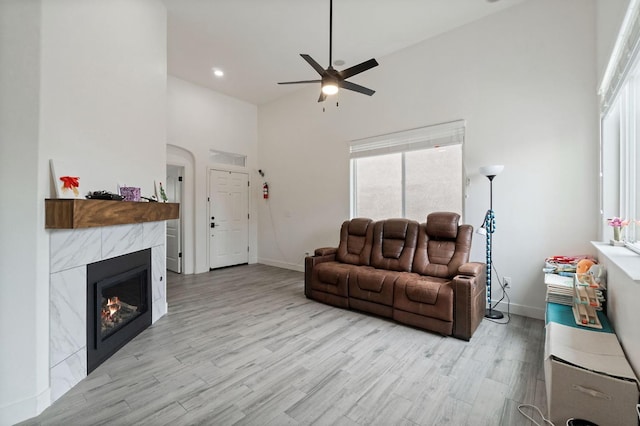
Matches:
[[304, 212, 486, 340]]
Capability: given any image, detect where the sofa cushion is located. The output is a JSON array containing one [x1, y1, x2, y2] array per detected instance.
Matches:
[[405, 279, 447, 305], [394, 274, 453, 322], [311, 262, 354, 297], [349, 268, 402, 306], [336, 218, 374, 266], [425, 212, 459, 239], [412, 213, 472, 278], [370, 219, 419, 272]]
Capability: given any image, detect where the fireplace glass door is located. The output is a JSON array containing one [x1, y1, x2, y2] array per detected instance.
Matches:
[[98, 265, 147, 342], [87, 249, 152, 373]]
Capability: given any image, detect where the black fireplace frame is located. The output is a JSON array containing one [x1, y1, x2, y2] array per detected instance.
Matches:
[[86, 249, 152, 373]]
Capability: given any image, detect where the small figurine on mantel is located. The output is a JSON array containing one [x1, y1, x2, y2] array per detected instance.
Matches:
[[159, 182, 168, 203]]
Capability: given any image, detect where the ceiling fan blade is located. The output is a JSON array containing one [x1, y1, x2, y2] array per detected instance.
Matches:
[[340, 80, 375, 96], [339, 58, 379, 80], [278, 79, 321, 85], [301, 54, 327, 76], [279, 0, 380, 104]]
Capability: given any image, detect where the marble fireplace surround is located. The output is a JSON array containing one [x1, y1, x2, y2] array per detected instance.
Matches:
[[49, 221, 167, 403]]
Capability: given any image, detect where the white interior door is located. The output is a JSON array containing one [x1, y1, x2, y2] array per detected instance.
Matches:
[[166, 165, 183, 273], [209, 169, 249, 269]]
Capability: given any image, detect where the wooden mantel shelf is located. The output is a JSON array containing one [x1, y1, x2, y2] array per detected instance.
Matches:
[[45, 199, 179, 229]]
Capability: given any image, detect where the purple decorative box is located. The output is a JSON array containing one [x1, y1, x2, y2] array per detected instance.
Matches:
[[119, 186, 141, 202]]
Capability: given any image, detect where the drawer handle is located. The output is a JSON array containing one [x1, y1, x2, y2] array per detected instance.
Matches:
[[572, 384, 611, 400]]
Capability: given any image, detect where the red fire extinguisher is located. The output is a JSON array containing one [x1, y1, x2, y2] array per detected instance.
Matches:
[[263, 182, 269, 199]]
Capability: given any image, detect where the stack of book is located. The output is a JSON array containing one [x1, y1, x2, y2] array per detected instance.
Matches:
[[543, 255, 606, 308], [544, 273, 574, 306]]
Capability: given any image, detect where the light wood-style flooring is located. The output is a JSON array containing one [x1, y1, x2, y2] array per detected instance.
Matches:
[[21, 264, 546, 425]]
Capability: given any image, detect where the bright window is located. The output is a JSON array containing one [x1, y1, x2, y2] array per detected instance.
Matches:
[[353, 153, 403, 219], [600, 1, 640, 252], [350, 121, 464, 222], [602, 74, 640, 251]]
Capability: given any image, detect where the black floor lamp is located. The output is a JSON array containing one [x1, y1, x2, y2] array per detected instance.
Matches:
[[479, 165, 504, 320]]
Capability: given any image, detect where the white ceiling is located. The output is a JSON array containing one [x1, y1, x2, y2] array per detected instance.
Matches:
[[163, 0, 526, 105]]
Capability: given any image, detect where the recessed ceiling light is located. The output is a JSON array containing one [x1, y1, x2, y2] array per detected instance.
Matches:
[[333, 59, 345, 67], [212, 68, 224, 78]]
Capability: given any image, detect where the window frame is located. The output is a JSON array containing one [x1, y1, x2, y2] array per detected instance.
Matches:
[[600, 0, 640, 254], [602, 80, 640, 253], [349, 121, 466, 222]]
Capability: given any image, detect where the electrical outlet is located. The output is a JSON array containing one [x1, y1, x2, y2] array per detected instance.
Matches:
[[504, 276, 512, 288]]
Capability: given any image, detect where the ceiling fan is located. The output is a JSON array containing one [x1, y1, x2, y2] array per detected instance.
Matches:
[[278, 0, 379, 102]]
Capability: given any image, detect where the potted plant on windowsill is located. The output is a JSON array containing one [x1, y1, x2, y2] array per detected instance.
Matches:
[[608, 217, 629, 246]]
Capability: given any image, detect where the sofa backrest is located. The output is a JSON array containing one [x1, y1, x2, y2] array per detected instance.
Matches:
[[412, 212, 472, 278], [370, 219, 419, 272], [336, 218, 374, 265]]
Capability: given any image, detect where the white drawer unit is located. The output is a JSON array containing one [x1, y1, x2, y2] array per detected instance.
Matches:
[[545, 322, 639, 425]]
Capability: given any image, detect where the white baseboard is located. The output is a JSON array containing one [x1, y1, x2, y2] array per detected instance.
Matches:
[[258, 257, 304, 273], [0, 387, 50, 426], [492, 299, 545, 320]]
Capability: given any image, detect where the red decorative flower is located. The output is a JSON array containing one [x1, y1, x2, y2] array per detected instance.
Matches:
[[60, 176, 80, 196]]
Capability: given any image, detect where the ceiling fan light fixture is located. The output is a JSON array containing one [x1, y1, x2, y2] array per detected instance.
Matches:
[[321, 83, 339, 95]]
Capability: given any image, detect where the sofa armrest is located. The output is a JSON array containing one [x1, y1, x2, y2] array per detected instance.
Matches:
[[304, 250, 337, 298], [315, 247, 337, 256], [458, 262, 484, 277], [451, 262, 486, 341]]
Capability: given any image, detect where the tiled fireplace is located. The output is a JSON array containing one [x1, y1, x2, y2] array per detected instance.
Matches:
[[49, 221, 167, 402]]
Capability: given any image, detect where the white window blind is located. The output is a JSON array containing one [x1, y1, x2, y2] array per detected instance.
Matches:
[[349, 120, 465, 221], [600, 0, 640, 114], [601, 6, 640, 252], [349, 120, 465, 159]]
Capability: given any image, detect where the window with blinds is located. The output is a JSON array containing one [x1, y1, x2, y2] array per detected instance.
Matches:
[[600, 1, 640, 252], [349, 120, 465, 222]]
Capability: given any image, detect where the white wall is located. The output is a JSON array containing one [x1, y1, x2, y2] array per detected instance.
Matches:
[[39, 0, 167, 196], [167, 76, 259, 273], [0, 1, 167, 424], [593, 245, 640, 378], [0, 2, 49, 424], [258, 0, 599, 318]]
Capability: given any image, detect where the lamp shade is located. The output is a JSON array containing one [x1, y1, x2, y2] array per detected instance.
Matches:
[[479, 165, 504, 177]]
